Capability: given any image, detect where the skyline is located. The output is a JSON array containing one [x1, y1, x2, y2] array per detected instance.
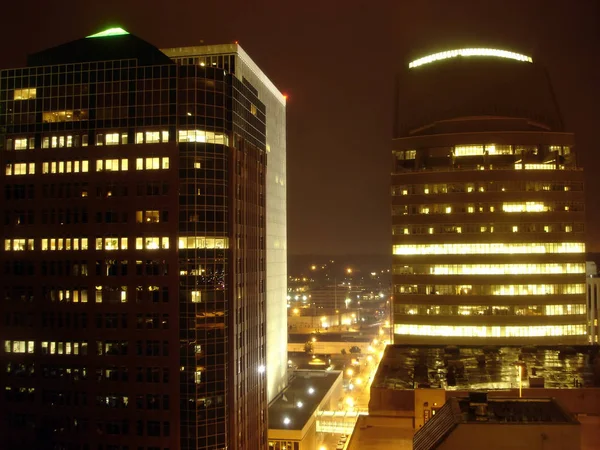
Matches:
[[1, 1, 599, 256]]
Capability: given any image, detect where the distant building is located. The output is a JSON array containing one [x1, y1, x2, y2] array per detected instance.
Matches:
[[392, 48, 586, 344], [413, 394, 580, 450]]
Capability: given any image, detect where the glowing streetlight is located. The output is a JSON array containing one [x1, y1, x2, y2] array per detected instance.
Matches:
[[283, 417, 291, 425], [346, 268, 353, 274], [311, 337, 317, 343], [346, 368, 354, 377], [346, 397, 354, 408], [311, 265, 317, 270]]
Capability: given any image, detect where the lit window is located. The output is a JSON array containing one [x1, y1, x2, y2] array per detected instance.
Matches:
[[392, 242, 585, 256], [121, 133, 128, 145], [162, 131, 169, 142], [178, 237, 229, 249], [136, 132, 144, 144], [191, 291, 201, 303], [146, 131, 160, 143], [105, 133, 119, 145], [13, 88, 37, 100], [14, 138, 28, 150], [42, 110, 88, 123], [177, 129, 229, 145], [454, 145, 484, 157]]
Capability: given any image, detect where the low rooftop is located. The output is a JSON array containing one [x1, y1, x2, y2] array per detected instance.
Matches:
[[414, 396, 578, 450], [268, 370, 341, 431], [374, 345, 600, 391]]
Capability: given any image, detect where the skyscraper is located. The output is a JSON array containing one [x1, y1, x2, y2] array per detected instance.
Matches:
[[0, 27, 286, 450], [391, 48, 586, 345]]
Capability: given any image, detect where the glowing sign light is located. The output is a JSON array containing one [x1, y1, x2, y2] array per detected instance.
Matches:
[[409, 48, 533, 68], [86, 28, 130, 39]]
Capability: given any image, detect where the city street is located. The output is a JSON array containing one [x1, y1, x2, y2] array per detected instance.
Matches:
[[315, 338, 388, 450]]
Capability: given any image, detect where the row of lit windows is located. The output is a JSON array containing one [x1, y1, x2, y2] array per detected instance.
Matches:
[[393, 263, 586, 276], [394, 223, 579, 235], [4, 237, 170, 251], [392, 202, 583, 215], [393, 242, 585, 255], [4, 163, 35, 175], [41, 238, 88, 251], [393, 324, 586, 337], [397, 145, 569, 160], [95, 286, 128, 304], [42, 341, 88, 355], [97, 159, 128, 172], [45, 286, 167, 303], [394, 283, 586, 295], [4, 128, 229, 150], [47, 289, 88, 303], [40, 160, 89, 174], [395, 304, 586, 316], [7, 158, 170, 176], [178, 129, 229, 145], [178, 237, 229, 249], [392, 181, 582, 196], [4, 239, 34, 251], [42, 134, 88, 148], [3, 341, 89, 356], [4, 340, 35, 353]]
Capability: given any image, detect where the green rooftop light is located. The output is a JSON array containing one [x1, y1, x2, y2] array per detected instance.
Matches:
[[86, 27, 129, 39]]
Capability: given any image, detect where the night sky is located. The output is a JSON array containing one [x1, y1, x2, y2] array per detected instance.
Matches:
[[1, 1, 599, 256]]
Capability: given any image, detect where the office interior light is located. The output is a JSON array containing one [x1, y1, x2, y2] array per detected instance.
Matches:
[[409, 48, 533, 68], [87, 27, 130, 39]]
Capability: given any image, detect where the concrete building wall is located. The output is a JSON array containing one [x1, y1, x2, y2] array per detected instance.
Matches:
[[587, 277, 600, 344], [439, 423, 580, 450]]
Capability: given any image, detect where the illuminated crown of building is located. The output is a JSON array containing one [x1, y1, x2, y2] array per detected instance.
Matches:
[[408, 48, 533, 69], [86, 27, 130, 39]]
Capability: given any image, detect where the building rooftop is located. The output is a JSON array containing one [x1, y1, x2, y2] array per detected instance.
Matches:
[[374, 345, 599, 391], [268, 370, 341, 431], [413, 395, 578, 450]]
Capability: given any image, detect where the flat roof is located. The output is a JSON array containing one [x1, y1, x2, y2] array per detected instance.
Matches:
[[454, 397, 577, 423], [268, 370, 341, 431], [289, 333, 373, 344], [374, 345, 599, 391], [161, 44, 286, 105]]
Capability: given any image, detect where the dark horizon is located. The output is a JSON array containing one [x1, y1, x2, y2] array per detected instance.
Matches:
[[1, 1, 599, 255]]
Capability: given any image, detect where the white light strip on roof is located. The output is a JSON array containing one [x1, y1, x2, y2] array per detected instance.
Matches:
[[409, 48, 533, 68]]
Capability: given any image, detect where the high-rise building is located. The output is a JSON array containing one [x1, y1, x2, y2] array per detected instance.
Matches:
[[161, 40, 288, 411], [391, 48, 586, 344], [0, 27, 286, 450]]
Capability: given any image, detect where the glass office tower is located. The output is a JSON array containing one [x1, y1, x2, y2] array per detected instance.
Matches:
[[162, 44, 288, 405], [0, 28, 286, 450], [392, 48, 587, 345]]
